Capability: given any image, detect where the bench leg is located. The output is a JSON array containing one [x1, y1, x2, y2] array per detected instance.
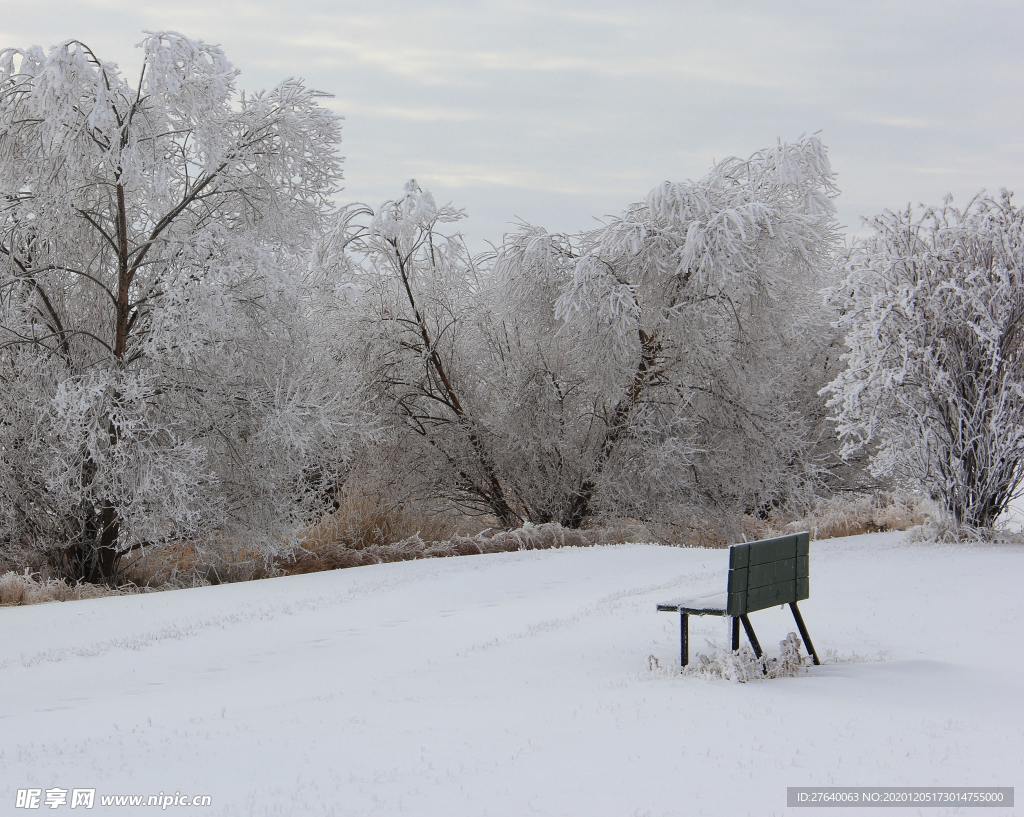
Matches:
[[738, 614, 763, 659], [730, 616, 740, 652], [739, 614, 767, 675], [680, 612, 689, 668], [789, 602, 821, 665]]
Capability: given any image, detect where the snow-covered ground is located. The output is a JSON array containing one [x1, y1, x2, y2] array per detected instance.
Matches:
[[2, 532, 1021, 817]]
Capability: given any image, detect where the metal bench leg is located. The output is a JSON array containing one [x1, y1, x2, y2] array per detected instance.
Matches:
[[738, 614, 763, 659], [730, 616, 740, 651], [789, 602, 820, 665], [680, 612, 689, 668], [739, 614, 767, 675]]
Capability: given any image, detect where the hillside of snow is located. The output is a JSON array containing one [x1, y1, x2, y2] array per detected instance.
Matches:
[[2, 531, 1022, 816]]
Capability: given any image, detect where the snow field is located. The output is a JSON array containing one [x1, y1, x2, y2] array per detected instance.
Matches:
[[1, 532, 1021, 816]]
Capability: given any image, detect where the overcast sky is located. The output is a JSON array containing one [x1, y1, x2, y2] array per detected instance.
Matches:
[[3, 1, 1022, 244]]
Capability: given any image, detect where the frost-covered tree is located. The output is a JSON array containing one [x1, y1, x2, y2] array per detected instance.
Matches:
[[315, 181, 519, 527], [324, 140, 842, 535], [327, 139, 841, 536], [490, 137, 840, 532], [0, 34, 357, 581], [825, 192, 1024, 534]]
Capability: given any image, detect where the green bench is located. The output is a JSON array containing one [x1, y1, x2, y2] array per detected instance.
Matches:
[[657, 532, 820, 668]]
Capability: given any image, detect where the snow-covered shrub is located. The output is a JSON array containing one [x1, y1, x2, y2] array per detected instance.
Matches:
[[825, 192, 1024, 536]]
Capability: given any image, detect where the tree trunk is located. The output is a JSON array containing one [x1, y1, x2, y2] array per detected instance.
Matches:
[[562, 329, 661, 528], [67, 183, 133, 585], [392, 241, 519, 528]]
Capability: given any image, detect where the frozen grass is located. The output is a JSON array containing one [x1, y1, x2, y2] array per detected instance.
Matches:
[[0, 570, 123, 606], [785, 490, 931, 539], [301, 479, 465, 554], [676, 632, 808, 683], [283, 521, 607, 575], [121, 541, 279, 588]]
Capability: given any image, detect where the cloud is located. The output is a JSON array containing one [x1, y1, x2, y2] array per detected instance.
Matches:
[[419, 163, 643, 197], [910, 166, 960, 176], [845, 114, 936, 130], [4, 0, 1024, 247], [323, 98, 484, 123], [284, 30, 790, 91]]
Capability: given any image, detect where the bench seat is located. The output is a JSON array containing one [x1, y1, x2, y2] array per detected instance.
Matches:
[[656, 591, 727, 615]]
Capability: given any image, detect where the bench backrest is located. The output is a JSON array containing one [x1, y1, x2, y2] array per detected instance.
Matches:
[[725, 532, 810, 616]]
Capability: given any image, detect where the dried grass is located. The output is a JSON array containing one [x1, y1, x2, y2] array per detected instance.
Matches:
[[0, 570, 124, 606], [787, 491, 931, 539], [281, 521, 611, 575], [6, 490, 941, 602], [122, 540, 280, 587]]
